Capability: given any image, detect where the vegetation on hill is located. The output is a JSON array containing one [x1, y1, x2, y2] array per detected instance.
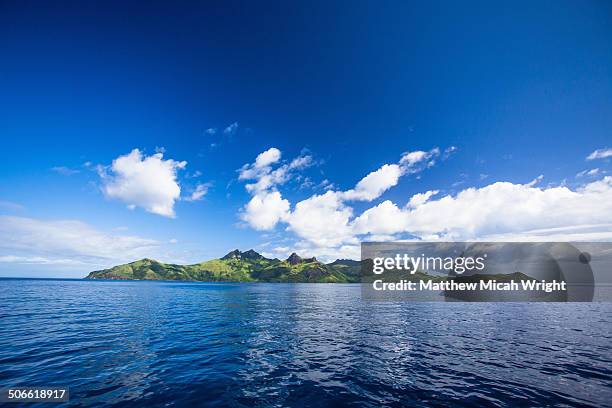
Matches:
[[86, 251, 539, 287], [85, 250, 362, 283]]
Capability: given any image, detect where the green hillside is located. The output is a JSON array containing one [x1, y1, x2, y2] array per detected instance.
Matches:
[[85, 250, 363, 283]]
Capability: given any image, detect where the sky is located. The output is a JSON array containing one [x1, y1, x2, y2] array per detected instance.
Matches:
[[1, 1, 612, 277]]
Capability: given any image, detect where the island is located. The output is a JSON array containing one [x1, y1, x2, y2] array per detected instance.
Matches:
[[85, 249, 363, 283]]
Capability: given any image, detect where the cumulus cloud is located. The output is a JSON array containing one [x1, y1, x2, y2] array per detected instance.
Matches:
[[587, 148, 612, 160], [98, 149, 187, 218], [241, 191, 290, 230], [407, 190, 439, 208], [400, 150, 429, 167], [280, 147, 447, 243], [238, 148, 282, 182], [238, 148, 316, 197], [382, 177, 612, 241], [259, 241, 361, 264], [238, 148, 303, 229], [255, 147, 281, 168], [240, 148, 612, 260], [245, 172, 283, 193], [330, 177, 612, 245], [237, 144, 612, 261], [290, 241, 361, 263], [341, 148, 447, 202], [237, 146, 452, 251], [0, 215, 160, 268], [399, 147, 443, 174], [352, 200, 406, 235], [287, 191, 356, 248], [342, 164, 402, 201]]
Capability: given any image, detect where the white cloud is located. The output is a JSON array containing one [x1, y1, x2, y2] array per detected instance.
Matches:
[[342, 164, 402, 201], [247, 167, 290, 194], [352, 200, 406, 235], [241, 191, 290, 230], [443, 146, 458, 158], [289, 241, 360, 263], [238, 148, 282, 182], [244, 175, 273, 193], [238, 148, 318, 197], [342, 148, 445, 202], [473, 224, 612, 242], [299, 176, 314, 190], [238, 146, 453, 255], [407, 190, 439, 208], [526, 174, 544, 186], [205, 128, 217, 135], [286, 191, 356, 247], [224, 122, 239, 135], [392, 177, 612, 240], [576, 168, 601, 178], [281, 148, 446, 245], [51, 166, 80, 176], [238, 148, 307, 229], [0, 215, 160, 267], [255, 147, 282, 168], [185, 183, 210, 201], [99, 149, 187, 218], [0, 255, 90, 265], [289, 154, 313, 170], [252, 174, 612, 259], [587, 148, 612, 160], [238, 145, 612, 259], [350, 177, 612, 242], [318, 179, 335, 191], [399, 147, 441, 174], [400, 150, 428, 167]]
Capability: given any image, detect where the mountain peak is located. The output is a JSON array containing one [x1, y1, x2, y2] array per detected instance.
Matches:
[[329, 259, 361, 266], [221, 249, 265, 261], [242, 249, 264, 260], [221, 249, 242, 260], [86, 252, 361, 282], [287, 253, 302, 265]]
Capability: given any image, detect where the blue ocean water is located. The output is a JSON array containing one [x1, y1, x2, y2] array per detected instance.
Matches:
[[0, 279, 611, 407]]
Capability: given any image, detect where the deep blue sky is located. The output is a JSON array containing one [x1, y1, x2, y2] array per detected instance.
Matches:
[[1, 1, 611, 276]]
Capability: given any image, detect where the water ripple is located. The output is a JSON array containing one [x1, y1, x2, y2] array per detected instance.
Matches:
[[0, 279, 611, 407]]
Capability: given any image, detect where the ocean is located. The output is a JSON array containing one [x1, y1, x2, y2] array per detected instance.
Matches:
[[0, 278, 611, 407]]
